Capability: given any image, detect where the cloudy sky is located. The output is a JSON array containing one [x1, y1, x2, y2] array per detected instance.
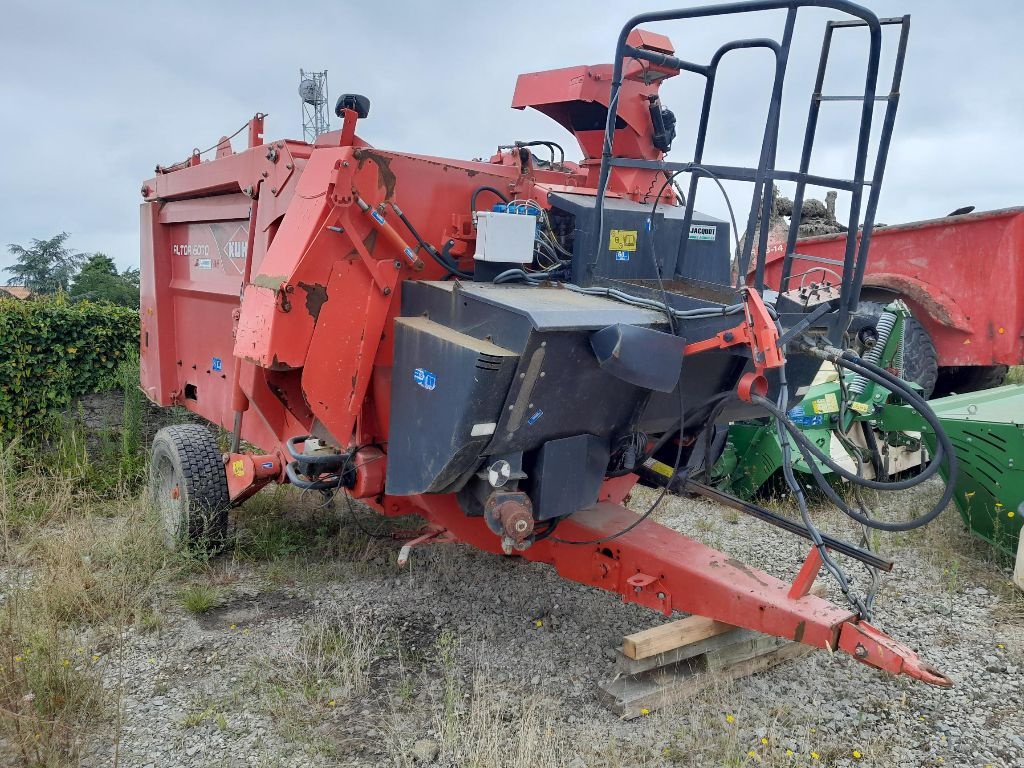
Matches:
[[1, 0, 1021, 274]]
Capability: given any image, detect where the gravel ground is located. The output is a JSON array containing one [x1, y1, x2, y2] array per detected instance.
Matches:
[[79, 478, 1023, 768]]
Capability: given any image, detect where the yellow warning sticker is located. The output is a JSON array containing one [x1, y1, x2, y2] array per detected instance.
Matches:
[[811, 392, 839, 414], [609, 229, 638, 252], [848, 400, 871, 414], [232, 459, 246, 477]]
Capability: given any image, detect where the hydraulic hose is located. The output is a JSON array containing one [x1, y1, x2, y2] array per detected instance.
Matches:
[[470, 185, 509, 212], [756, 342, 958, 532]]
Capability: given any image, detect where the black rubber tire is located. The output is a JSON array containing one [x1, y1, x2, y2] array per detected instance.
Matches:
[[149, 424, 230, 552], [855, 300, 938, 398], [933, 364, 1009, 397]]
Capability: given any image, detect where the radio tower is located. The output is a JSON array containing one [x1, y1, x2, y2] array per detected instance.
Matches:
[[298, 69, 329, 142]]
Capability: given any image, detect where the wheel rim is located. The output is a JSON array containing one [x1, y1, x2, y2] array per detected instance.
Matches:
[[152, 454, 185, 547]]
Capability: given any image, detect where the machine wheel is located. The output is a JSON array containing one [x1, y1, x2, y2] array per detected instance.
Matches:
[[856, 300, 938, 398], [933, 364, 1009, 397], [149, 424, 230, 552]]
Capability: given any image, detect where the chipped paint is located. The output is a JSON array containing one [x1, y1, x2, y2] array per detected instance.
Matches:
[[252, 274, 287, 291], [298, 281, 328, 322], [724, 557, 772, 588], [353, 149, 397, 198], [794, 620, 805, 643]]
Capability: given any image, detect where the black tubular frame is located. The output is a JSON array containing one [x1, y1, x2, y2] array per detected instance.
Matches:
[[590, 1, 911, 341]]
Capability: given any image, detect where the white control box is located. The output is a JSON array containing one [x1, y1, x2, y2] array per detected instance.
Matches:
[[473, 211, 536, 264]]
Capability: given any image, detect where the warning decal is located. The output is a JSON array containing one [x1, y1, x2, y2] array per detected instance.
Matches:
[[811, 392, 839, 414], [608, 229, 638, 252]]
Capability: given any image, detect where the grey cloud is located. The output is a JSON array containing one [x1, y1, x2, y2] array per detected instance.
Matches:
[[1, 0, 1020, 272]]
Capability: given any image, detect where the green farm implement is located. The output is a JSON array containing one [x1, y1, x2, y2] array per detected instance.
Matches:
[[713, 302, 1024, 557]]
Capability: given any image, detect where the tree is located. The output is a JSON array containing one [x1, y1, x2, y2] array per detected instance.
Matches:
[[5, 232, 84, 294], [69, 253, 140, 308]]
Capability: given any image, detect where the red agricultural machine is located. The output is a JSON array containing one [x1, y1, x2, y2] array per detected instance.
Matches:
[[761, 206, 1024, 396], [141, 2, 958, 687]]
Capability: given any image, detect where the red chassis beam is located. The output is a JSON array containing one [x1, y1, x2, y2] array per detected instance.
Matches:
[[379, 483, 951, 688]]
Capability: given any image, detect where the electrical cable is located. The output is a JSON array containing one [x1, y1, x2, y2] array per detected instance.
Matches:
[[551, 372, 686, 546]]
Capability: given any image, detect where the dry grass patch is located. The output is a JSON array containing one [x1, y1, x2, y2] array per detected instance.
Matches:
[[0, 438, 176, 765]]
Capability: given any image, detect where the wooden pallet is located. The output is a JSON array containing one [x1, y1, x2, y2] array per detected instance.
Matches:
[[600, 587, 825, 719]]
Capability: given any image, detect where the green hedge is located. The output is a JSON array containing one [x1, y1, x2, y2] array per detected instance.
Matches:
[[0, 297, 138, 435]]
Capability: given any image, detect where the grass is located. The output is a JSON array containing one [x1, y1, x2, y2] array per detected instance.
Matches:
[[179, 583, 221, 614], [0, 429, 174, 765]]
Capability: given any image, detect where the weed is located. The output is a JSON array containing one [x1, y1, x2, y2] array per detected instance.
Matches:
[[181, 704, 217, 728], [179, 583, 221, 614]]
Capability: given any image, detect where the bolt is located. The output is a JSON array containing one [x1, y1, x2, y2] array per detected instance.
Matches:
[[383, 287, 391, 296], [261, 171, 268, 178], [394, 260, 403, 269], [657, 592, 666, 600], [342, 161, 350, 168], [286, 163, 293, 170], [855, 644, 868, 659], [270, 187, 277, 194], [514, 519, 529, 533], [723, 331, 735, 342]]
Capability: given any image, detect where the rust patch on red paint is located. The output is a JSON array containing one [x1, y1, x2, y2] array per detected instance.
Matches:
[[353, 149, 397, 198], [298, 281, 328, 322]]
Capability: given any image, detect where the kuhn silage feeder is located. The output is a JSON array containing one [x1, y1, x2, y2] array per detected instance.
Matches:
[[141, 3, 956, 686]]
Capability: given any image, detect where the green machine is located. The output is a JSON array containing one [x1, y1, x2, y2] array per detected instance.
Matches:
[[713, 302, 1024, 557]]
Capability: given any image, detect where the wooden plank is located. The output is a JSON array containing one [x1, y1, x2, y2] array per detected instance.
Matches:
[[622, 615, 733, 660], [614, 627, 759, 676], [600, 641, 814, 720], [622, 584, 828, 660]]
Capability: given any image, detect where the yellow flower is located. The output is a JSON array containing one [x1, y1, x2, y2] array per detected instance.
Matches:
[[726, 714, 735, 724], [761, 738, 768, 745], [534, 619, 543, 628], [91, 655, 100, 663], [327, 699, 336, 707], [997, 644, 1005, 649], [785, 750, 794, 757], [811, 752, 820, 761], [229, 624, 237, 630], [853, 750, 862, 759], [747, 751, 757, 759], [1009, 511, 1016, 518], [639, 708, 651, 716], [242, 628, 251, 636], [14, 655, 22, 663], [61, 659, 70, 668]]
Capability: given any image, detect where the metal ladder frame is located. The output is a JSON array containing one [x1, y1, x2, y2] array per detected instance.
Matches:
[[590, 1, 911, 342]]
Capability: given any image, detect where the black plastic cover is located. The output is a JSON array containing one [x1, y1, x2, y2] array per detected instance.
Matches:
[[590, 323, 685, 393]]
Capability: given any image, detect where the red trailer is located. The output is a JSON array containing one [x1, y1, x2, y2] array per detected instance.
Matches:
[[761, 207, 1024, 395]]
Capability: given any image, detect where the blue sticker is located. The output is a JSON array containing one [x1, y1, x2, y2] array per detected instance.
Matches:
[[212, 357, 222, 372], [261, 461, 274, 469], [413, 367, 437, 391], [614, 251, 630, 262], [527, 409, 544, 425], [370, 210, 385, 225]]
